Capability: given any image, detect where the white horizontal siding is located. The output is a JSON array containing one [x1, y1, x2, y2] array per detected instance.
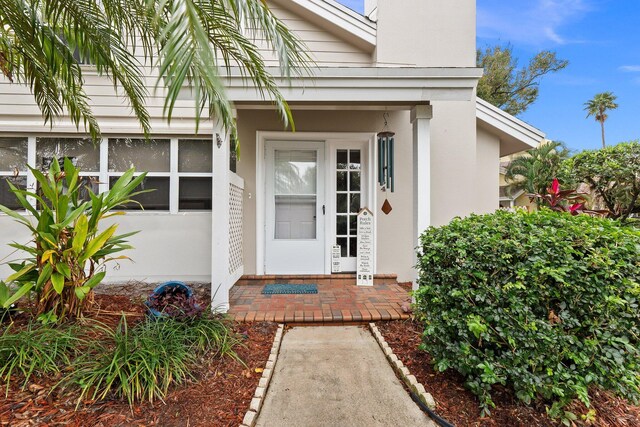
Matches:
[[0, 1, 373, 133], [266, 3, 373, 66]]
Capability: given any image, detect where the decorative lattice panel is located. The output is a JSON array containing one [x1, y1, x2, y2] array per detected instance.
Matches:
[[228, 182, 244, 274]]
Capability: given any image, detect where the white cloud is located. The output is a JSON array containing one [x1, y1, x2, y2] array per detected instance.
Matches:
[[478, 0, 593, 46], [619, 65, 640, 72]]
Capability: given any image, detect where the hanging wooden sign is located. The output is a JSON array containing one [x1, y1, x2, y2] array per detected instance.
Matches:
[[357, 208, 374, 286]]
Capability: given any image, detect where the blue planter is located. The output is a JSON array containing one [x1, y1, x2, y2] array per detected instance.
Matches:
[[145, 281, 197, 318]]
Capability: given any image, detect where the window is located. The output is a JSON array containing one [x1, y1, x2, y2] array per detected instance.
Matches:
[[108, 138, 171, 211], [0, 138, 28, 210], [0, 136, 213, 214], [107, 137, 212, 211], [335, 149, 361, 258], [36, 138, 100, 201], [178, 139, 212, 211]]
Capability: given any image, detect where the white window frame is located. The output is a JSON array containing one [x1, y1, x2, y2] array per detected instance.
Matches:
[[176, 138, 214, 213], [0, 135, 213, 215], [106, 137, 173, 213]]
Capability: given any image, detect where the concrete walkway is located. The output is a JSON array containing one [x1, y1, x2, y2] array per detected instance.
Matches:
[[256, 326, 435, 427]]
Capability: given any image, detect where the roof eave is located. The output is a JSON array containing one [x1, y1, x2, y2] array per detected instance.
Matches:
[[476, 98, 545, 156]]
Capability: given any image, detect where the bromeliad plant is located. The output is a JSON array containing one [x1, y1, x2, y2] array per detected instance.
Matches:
[[0, 157, 146, 321]]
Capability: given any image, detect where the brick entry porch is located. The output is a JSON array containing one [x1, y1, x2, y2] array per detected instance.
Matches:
[[228, 275, 411, 324]]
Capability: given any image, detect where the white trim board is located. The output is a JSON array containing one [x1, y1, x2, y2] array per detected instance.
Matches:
[[256, 131, 377, 276], [225, 67, 483, 103]]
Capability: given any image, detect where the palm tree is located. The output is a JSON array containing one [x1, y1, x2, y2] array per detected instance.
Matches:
[[504, 140, 571, 206], [584, 92, 618, 148], [0, 0, 311, 140]]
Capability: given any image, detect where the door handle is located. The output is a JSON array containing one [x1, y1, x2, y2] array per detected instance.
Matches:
[[322, 205, 326, 215]]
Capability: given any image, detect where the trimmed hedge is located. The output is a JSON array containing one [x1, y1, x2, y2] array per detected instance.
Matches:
[[414, 209, 640, 417]]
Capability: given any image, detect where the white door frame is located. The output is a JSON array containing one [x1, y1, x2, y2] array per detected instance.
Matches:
[[256, 131, 377, 276]]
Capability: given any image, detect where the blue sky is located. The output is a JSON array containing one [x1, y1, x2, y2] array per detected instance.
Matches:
[[337, 0, 640, 152]]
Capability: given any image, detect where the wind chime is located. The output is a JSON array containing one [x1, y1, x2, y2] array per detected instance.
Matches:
[[378, 113, 394, 215]]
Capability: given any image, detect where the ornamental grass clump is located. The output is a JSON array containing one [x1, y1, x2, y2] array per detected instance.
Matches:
[[414, 209, 640, 419], [72, 313, 240, 406], [0, 321, 81, 393]]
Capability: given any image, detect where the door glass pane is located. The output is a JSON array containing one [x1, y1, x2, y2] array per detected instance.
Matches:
[[350, 171, 361, 191], [36, 138, 99, 172], [337, 193, 348, 213], [275, 150, 317, 195], [337, 215, 347, 235], [350, 193, 361, 213], [336, 171, 347, 191], [337, 150, 348, 169], [274, 150, 317, 240], [349, 237, 358, 258], [349, 150, 361, 170], [349, 215, 357, 235], [337, 237, 347, 257]]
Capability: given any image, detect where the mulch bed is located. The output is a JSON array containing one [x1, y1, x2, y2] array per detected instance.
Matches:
[[377, 319, 640, 427], [0, 293, 277, 427]]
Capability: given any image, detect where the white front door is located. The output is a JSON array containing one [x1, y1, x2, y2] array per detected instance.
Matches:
[[265, 141, 326, 274]]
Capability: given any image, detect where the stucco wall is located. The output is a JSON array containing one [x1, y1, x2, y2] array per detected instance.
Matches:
[[429, 100, 479, 225], [0, 213, 211, 283], [375, 0, 475, 67], [476, 127, 500, 214]]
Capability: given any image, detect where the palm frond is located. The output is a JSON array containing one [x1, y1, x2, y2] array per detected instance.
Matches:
[[0, 0, 312, 140]]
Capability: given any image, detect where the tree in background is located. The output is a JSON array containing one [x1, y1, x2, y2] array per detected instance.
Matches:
[[0, 0, 311, 140], [477, 45, 568, 116], [584, 92, 619, 148], [504, 140, 572, 206], [567, 141, 640, 221]]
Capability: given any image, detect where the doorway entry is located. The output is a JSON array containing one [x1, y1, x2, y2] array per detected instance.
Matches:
[[260, 134, 375, 275]]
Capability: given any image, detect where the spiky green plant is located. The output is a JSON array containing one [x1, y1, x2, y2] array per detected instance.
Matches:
[[0, 157, 146, 321]]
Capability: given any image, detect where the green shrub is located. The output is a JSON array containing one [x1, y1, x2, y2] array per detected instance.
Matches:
[[414, 209, 640, 417], [72, 314, 239, 405], [0, 322, 81, 392]]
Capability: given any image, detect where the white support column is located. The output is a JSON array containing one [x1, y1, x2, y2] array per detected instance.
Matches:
[[411, 105, 433, 292], [212, 124, 231, 312]]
